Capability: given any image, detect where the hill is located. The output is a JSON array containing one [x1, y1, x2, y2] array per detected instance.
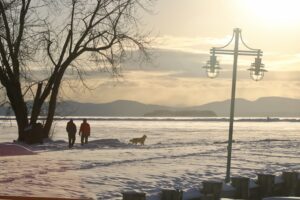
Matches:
[[56, 97, 300, 117], [1, 97, 300, 117], [55, 100, 173, 116], [191, 97, 300, 117]]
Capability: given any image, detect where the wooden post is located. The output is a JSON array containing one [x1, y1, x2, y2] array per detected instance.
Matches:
[[296, 176, 300, 197], [201, 181, 223, 200], [257, 174, 275, 197], [161, 189, 183, 200], [122, 191, 146, 200], [231, 177, 249, 199], [282, 171, 298, 196]]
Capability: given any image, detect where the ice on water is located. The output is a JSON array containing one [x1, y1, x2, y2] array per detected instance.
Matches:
[[0, 119, 299, 199]]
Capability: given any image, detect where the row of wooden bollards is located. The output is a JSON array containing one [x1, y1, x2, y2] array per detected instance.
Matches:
[[122, 171, 300, 200]]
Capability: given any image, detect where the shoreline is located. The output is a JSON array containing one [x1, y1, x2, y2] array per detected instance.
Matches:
[[0, 116, 299, 122]]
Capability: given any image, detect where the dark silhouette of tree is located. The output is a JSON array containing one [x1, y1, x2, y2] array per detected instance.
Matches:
[[0, 0, 152, 142]]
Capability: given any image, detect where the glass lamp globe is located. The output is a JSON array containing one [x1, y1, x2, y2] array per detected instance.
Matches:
[[248, 57, 267, 81], [203, 55, 221, 79]]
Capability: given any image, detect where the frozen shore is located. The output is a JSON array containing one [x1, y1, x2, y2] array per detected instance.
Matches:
[[0, 120, 299, 199]]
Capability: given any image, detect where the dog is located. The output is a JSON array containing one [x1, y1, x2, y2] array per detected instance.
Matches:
[[129, 135, 147, 145]]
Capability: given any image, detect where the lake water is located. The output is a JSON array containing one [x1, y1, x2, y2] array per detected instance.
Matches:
[[0, 118, 299, 199]]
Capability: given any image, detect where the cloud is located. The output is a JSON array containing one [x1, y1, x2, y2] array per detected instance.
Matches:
[[150, 35, 234, 54], [147, 35, 300, 72], [56, 41, 300, 106], [61, 67, 300, 106]]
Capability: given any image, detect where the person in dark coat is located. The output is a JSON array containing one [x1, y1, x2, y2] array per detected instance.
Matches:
[[79, 119, 90, 145], [66, 119, 77, 148]]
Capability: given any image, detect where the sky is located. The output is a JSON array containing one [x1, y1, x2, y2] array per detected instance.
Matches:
[[64, 0, 300, 106]]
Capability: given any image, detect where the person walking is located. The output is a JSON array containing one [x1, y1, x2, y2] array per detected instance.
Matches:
[[66, 119, 77, 148], [79, 119, 90, 145]]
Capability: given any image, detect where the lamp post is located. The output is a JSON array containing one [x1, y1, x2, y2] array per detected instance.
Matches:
[[203, 28, 267, 183]]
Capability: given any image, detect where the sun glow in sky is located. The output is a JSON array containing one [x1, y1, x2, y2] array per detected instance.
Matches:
[[242, 0, 300, 27]]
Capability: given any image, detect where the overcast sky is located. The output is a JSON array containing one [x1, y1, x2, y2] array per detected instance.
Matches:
[[64, 0, 300, 106]]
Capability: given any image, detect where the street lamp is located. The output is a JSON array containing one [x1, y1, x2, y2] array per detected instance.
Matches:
[[203, 28, 267, 183], [203, 54, 221, 78], [248, 56, 267, 81]]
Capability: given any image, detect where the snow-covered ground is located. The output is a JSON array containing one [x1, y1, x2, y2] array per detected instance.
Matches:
[[0, 119, 299, 199]]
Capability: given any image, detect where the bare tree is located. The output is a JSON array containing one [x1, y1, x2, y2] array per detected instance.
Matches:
[[0, 0, 152, 142]]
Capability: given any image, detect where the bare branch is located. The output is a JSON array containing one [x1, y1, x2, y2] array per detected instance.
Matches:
[[14, 0, 31, 56], [69, 0, 76, 54], [0, 39, 14, 80], [0, 1, 14, 57], [45, 38, 57, 66]]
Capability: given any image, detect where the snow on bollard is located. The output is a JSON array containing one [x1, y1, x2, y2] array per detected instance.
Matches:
[[221, 182, 236, 198], [182, 188, 202, 200], [122, 191, 146, 200]]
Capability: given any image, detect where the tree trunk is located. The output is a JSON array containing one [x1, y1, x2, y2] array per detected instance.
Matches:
[[15, 103, 29, 141], [30, 82, 43, 124], [43, 62, 71, 138], [6, 84, 29, 141], [43, 83, 60, 138]]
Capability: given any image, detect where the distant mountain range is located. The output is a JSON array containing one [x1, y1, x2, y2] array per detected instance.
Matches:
[[1, 97, 300, 117], [191, 97, 300, 117], [56, 97, 300, 117], [55, 100, 170, 116]]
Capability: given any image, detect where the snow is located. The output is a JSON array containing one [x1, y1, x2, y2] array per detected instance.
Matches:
[[0, 119, 300, 199], [249, 179, 259, 188], [182, 188, 202, 199], [263, 198, 300, 200], [275, 175, 284, 184], [222, 182, 236, 192]]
